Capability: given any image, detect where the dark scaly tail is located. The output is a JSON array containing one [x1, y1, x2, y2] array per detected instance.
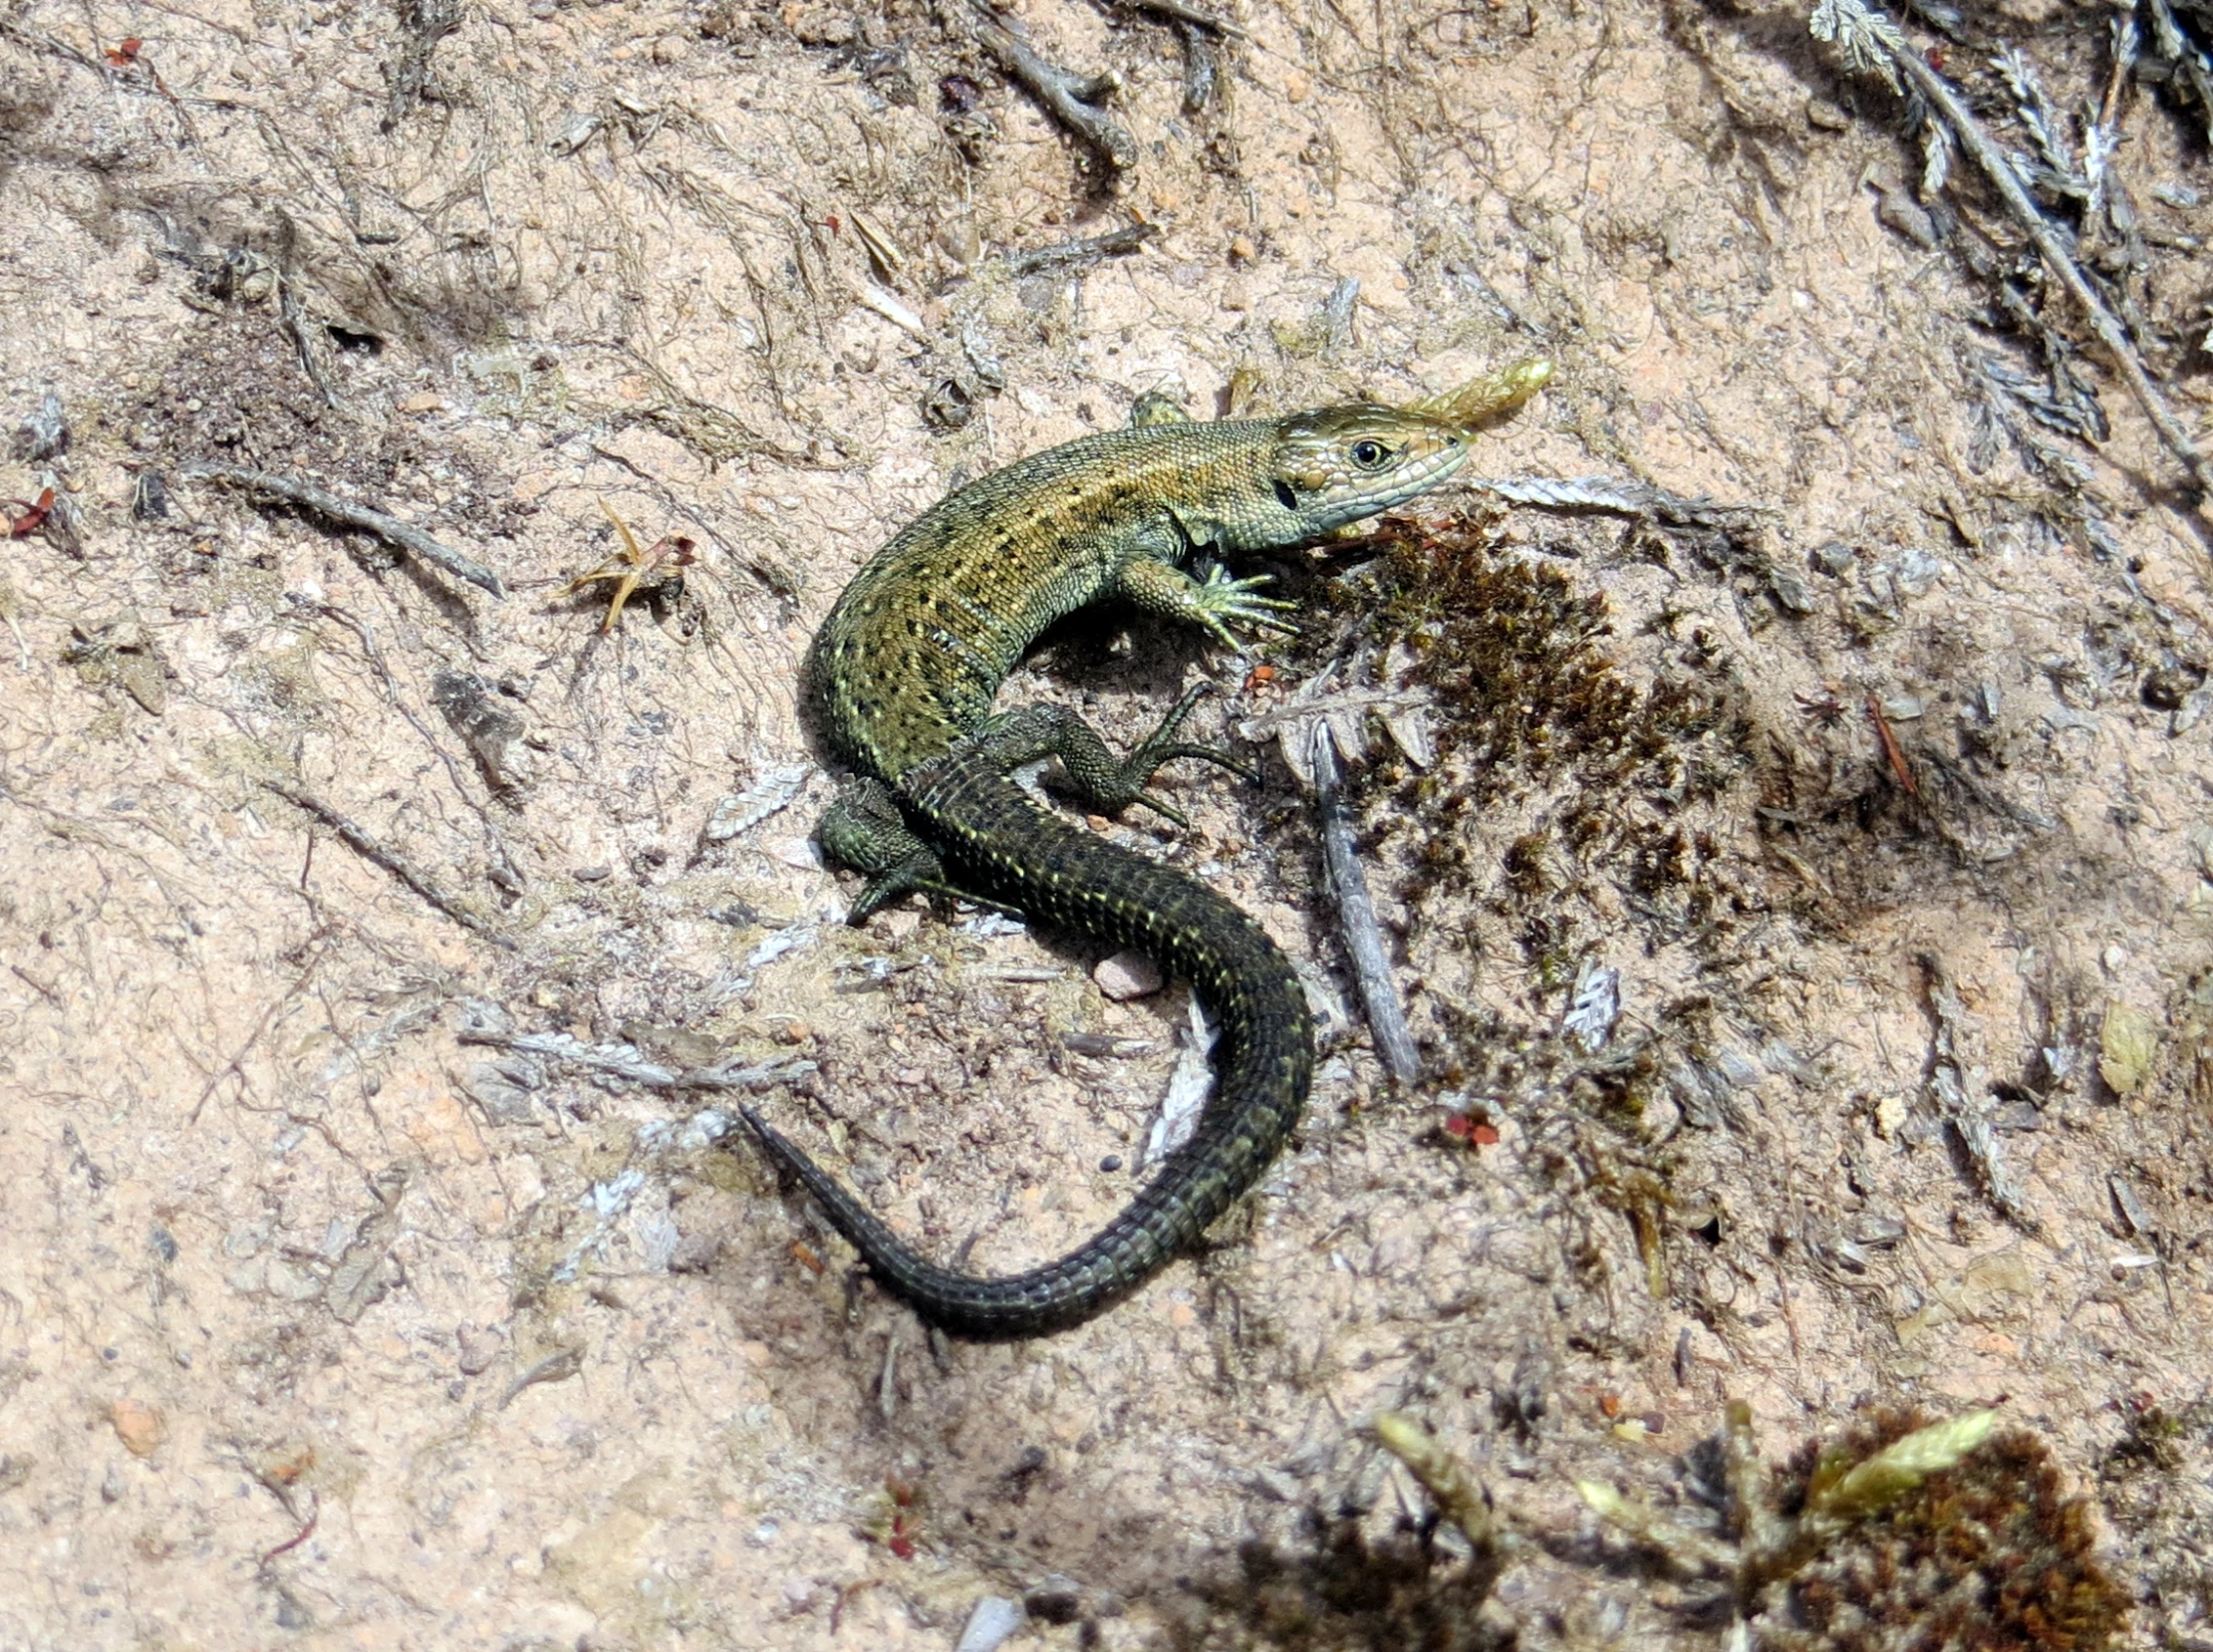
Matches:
[[740, 767, 1312, 1339]]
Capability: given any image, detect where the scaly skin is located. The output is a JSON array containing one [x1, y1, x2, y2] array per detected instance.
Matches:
[[741, 362, 1552, 1338]]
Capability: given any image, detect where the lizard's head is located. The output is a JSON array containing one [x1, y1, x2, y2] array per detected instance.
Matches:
[[1265, 359, 1553, 536]]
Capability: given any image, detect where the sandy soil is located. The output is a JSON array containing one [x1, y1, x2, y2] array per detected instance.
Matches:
[[3, 0, 2212, 1646]]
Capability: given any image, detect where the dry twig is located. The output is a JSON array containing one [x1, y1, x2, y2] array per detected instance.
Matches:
[[1310, 721, 1421, 1084], [1003, 221, 1157, 277], [1860, 31, 2213, 498], [261, 777, 503, 942], [1919, 954, 2040, 1235], [967, 1, 1136, 170], [455, 1014, 814, 1093], [185, 466, 505, 597]]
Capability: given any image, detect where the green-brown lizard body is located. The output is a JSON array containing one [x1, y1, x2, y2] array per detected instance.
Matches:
[[742, 365, 1549, 1338]]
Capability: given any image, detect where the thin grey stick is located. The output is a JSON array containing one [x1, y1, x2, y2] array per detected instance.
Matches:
[[184, 464, 506, 597], [1115, 0, 1245, 37], [1309, 720, 1421, 1085], [455, 1022, 814, 1092], [968, 2, 1137, 170], [1919, 954, 2040, 1236], [261, 776, 504, 943], [1003, 222, 1156, 277], [1880, 39, 2213, 499], [1464, 473, 1765, 528]]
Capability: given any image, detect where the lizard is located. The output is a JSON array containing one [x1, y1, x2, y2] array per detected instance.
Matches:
[[739, 360, 1553, 1338]]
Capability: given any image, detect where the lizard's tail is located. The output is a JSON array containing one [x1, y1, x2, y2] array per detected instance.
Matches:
[[739, 769, 1313, 1339]]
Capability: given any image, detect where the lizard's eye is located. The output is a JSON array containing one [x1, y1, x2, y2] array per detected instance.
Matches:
[[1349, 439, 1390, 469]]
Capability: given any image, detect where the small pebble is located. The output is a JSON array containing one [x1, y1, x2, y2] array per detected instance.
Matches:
[[957, 1596, 1026, 1652], [1099, 1154, 1123, 1173], [1093, 949, 1163, 1000], [1804, 95, 1850, 131], [111, 1399, 165, 1458], [455, 1321, 503, 1376], [574, 865, 612, 882]]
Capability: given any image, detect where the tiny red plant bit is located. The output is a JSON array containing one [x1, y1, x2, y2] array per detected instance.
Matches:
[[1469, 1121, 1500, 1145], [1442, 1112, 1474, 1141], [790, 1239, 825, 1275], [106, 38, 142, 67], [880, 1474, 921, 1558], [7, 488, 55, 537], [1866, 693, 1918, 795]]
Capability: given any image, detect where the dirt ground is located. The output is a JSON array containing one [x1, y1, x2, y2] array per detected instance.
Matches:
[[5, 0, 2213, 1646]]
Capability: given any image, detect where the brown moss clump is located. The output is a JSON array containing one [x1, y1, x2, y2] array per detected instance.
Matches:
[[1340, 510, 1753, 931], [1373, 511, 1637, 782], [1764, 1407, 2125, 1652]]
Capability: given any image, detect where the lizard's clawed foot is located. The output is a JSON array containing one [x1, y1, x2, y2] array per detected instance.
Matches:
[[1189, 564, 1300, 648]]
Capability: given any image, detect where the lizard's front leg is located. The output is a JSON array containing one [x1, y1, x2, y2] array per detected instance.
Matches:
[[1114, 555, 1297, 650]]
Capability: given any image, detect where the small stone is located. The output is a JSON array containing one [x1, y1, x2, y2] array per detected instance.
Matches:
[[1229, 233, 1255, 261], [1804, 96, 1850, 131], [1093, 950, 1163, 1000], [102, 1464, 126, 1503], [2141, 668, 2200, 711], [938, 219, 981, 266], [652, 34, 687, 63], [1809, 540, 1856, 577], [773, 836, 822, 870], [399, 391, 444, 413], [1872, 183, 1939, 249], [957, 1596, 1026, 1652], [1283, 70, 1310, 102], [573, 865, 612, 883], [455, 1322, 503, 1376], [669, 1232, 723, 1274], [1024, 1576, 1084, 1624], [111, 1399, 165, 1459], [1099, 1155, 1122, 1173], [772, 1021, 810, 1045], [1769, 565, 1816, 615]]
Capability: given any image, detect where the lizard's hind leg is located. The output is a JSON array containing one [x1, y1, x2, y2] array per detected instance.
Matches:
[[818, 777, 953, 921], [964, 687, 1255, 829]]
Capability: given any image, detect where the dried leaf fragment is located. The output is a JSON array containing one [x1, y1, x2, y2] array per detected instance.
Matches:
[[2099, 1000, 2157, 1096]]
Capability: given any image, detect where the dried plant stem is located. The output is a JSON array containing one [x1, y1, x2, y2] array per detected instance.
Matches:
[[1004, 222, 1156, 277], [186, 465, 506, 597], [456, 1022, 813, 1092], [261, 777, 503, 942], [1310, 721, 1421, 1084], [1113, 0, 1245, 36], [967, 1, 1136, 170], [1880, 40, 2213, 499]]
